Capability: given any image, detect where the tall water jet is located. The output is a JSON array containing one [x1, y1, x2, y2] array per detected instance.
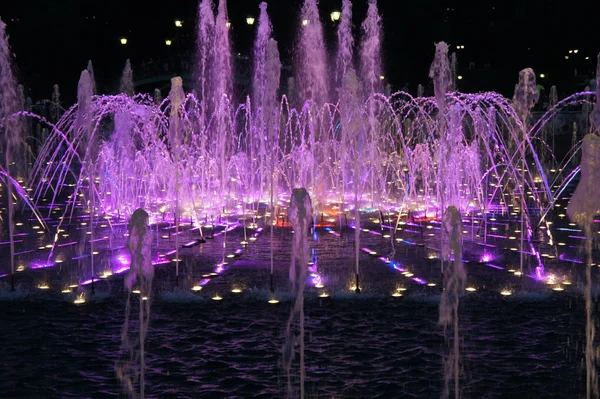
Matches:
[[568, 53, 600, 399], [429, 42, 452, 280], [214, 0, 232, 105], [153, 88, 162, 105], [196, 0, 215, 121], [297, 0, 328, 104], [568, 133, 600, 399], [360, 0, 383, 97], [0, 17, 20, 291], [117, 208, 154, 399], [429, 42, 452, 112], [283, 188, 312, 398], [75, 70, 94, 151], [86, 60, 96, 94], [360, 0, 384, 207], [169, 77, 185, 286], [450, 52, 457, 91], [253, 2, 281, 292], [335, 0, 354, 93], [440, 206, 466, 399], [513, 68, 539, 278], [549, 85, 558, 155], [339, 70, 363, 291], [593, 53, 600, 131], [75, 70, 97, 291], [252, 2, 273, 110], [571, 122, 579, 164], [50, 84, 61, 122], [430, 46, 467, 398], [212, 0, 233, 215], [120, 59, 134, 96]]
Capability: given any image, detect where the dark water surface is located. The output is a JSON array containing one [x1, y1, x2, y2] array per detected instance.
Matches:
[[0, 291, 592, 399]]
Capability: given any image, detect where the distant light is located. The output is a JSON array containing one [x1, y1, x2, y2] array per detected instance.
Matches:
[[302, 19, 310, 26], [457, 75, 463, 80], [175, 20, 183, 27], [246, 17, 255, 25], [226, 21, 231, 28], [120, 38, 127, 45], [574, 49, 579, 54], [586, 56, 590, 60], [165, 39, 172, 46], [380, 75, 385, 80], [330, 11, 341, 21], [565, 56, 569, 60], [539, 73, 546, 78], [569, 50, 573, 54]]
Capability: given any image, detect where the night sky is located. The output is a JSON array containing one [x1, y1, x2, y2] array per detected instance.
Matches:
[[1, 0, 598, 103]]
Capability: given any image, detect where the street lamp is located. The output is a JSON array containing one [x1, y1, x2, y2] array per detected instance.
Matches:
[[246, 17, 255, 25], [120, 38, 127, 45], [302, 19, 309, 26], [226, 21, 231, 28], [457, 75, 463, 80], [330, 11, 341, 22], [539, 73, 546, 78], [175, 20, 183, 27], [165, 39, 172, 46]]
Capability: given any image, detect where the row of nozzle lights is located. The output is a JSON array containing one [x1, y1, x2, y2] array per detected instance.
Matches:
[[35, 278, 572, 305]]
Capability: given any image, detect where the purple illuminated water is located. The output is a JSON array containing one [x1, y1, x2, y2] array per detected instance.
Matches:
[[0, 3, 599, 398]]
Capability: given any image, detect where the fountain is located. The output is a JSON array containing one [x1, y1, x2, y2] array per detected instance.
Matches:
[[117, 208, 154, 399], [567, 55, 600, 398], [440, 205, 466, 399], [0, 1, 598, 397], [284, 187, 312, 398]]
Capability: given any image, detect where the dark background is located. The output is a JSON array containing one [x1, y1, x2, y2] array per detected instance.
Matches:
[[1, 0, 598, 104]]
